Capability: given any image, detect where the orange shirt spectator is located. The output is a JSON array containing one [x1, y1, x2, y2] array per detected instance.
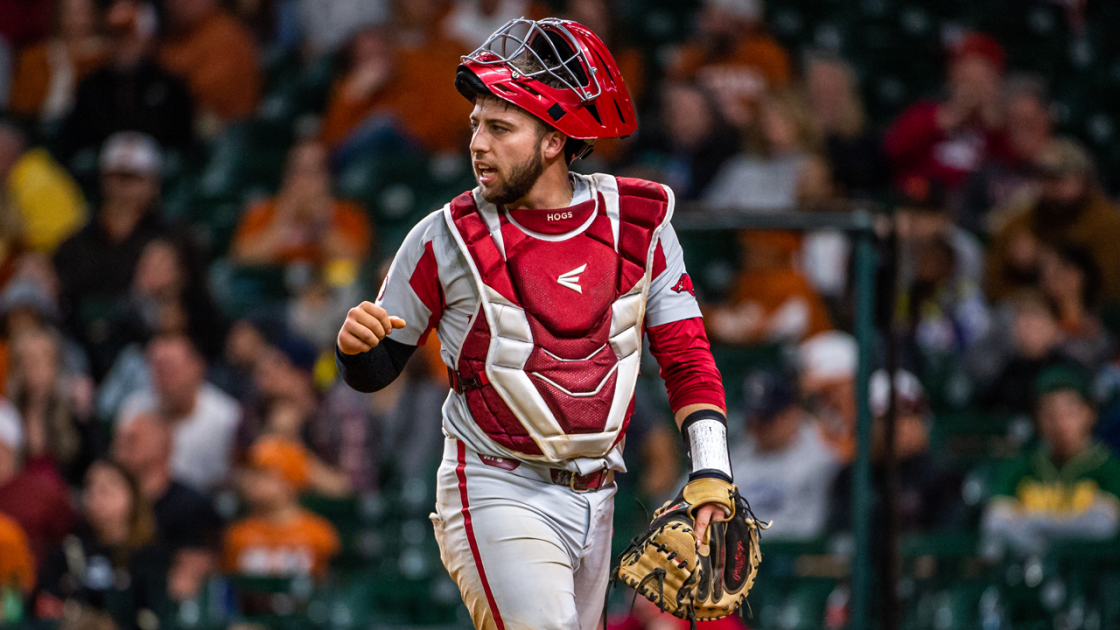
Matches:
[[706, 231, 832, 346], [319, 27, 472, 154], [222, 437, 340, 577], [159, 0, 261, 125], [0, 513, 35, 594], [9, 0, 107, 121], [231, 140, 372, 267], [222, 510, 339, 577]]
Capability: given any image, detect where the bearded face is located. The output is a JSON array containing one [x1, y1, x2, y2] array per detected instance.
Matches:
[[469, 97, 553, 208]]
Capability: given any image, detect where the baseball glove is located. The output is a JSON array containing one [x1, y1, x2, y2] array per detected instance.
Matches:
[[615, 479, 766, 627]]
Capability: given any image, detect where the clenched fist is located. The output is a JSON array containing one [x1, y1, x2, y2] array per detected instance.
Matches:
[[337, 301, 407, 355]]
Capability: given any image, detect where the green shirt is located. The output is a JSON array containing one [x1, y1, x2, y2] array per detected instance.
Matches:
[[991, 443, 1120, 515]]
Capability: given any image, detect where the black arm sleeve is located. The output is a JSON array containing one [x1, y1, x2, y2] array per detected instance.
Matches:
[[335, 338, 418, 393]]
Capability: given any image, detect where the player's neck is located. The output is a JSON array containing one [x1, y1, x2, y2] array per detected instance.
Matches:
[[505, 162, 573, 211]]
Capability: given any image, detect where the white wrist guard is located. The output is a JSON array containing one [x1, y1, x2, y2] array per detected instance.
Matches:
[[681, 409, 732, 482]]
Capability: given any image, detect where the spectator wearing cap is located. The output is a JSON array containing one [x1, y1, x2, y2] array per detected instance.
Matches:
[[799, 331, 858, 463], [57, 0, 194, 163], [112, 411, 221, 600], [0, 121, 87, 256], [53, 131, 190, 380], [986, 137, 1120, 302], [730, 369, 840, 541], [116, 333, 241, 494], [667, 0, 791, 131], [706, 230, 833, 346], [981, 365, 1120, 557], [158, 0, 261, 131], [1038, 244, 1113, 371], [883, 32, 1013, 192], [222, 436, 340, 578], [830, 370, 961, 535], [959, 74, 1057, 234], [0, 399, 76, 564], [209, 317, 284, 405]]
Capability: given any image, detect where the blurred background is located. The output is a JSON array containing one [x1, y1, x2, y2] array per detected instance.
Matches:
[[1, 0, 1119, 628]]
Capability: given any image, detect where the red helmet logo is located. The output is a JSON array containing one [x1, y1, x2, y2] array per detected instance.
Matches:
[[455, 18, 637, 144]]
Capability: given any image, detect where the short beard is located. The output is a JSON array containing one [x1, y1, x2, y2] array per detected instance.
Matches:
[[480, 149, 545, 206]]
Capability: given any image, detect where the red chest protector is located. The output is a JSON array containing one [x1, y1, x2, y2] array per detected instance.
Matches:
[[444, 174, 674, 461]]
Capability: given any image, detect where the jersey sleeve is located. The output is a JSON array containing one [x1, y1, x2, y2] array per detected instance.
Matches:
[[374, 211, 446, 346], [645, 222, 703, 328]]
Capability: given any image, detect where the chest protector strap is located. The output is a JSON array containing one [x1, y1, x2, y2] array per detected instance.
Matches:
[[443, 174, 674, 461]]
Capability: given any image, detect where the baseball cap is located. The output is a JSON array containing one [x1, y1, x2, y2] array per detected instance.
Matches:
[[798, 331, 858, 384], [0, 399, 23, 452], [1034, 137, 1093, 178], [948, 32, 1006, 73], [248, 436, 311, 490], [0, 280, 58, 321], [1035, 364, 1093, 405], [743, 370, 798, 424], [869, 369, 928, 418], [895, 176, 948, 212], [275, 334, 319, 373], [99, 131, 163, 176]]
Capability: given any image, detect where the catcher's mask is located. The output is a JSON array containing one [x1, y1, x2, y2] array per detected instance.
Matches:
[[455, 17, 637, 161]]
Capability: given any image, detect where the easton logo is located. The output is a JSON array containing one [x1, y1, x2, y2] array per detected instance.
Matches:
[[732, 541, 747, 581], [547, 211, 573, 221], [672, 274, 695, 295], [557, 264, 586, 293]]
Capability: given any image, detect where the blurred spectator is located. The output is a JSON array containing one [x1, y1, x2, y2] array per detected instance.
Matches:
[[36, 460, 170, 630], [831, 370, 960, 534], [231, 139, 371, 269], [209, 316, 279, 404], [804, 51, 886, 199], [441, 0, 545, 51], [1039, 245, 1112, 370], [0, 120, 87, 254], [667, 0, 791, 130], [295, 0, 390, 59], [112, 412, 220, 600], [622, 81, 739, 201], [986, 138, 1120, 302], [158, 0, 261, 131], [117, 334, 241, 493], [57, 1, 194, 162], [319, 21, 472, 158], [730, 369, 840, 541], [121, 236, 227, 359], [8, 327, 94, 480], [53, 132, 188, 379], [960, 74, 1056, 234], [0, 511, 35, 595], [982, 366, 1120, 556], [705, 90, 831, 212], [799, 331, 857, 463], [706, 231, 832, 345], [242, 337, 352, 495], [883, 33, 1012, 192], [0, 0, 52, 48], [0, 399, 75, 563], [222, 436, 340, 577], [9, 0, 107, 122], [975, 291, 1074, 415]]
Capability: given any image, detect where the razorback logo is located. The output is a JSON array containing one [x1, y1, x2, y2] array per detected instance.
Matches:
[[671, 273, 695, 296], [477, 454, 520, 471], [732, 541, 747, 581]]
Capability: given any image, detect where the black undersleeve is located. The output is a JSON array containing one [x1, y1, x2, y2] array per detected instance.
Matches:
[[335, 338, 418, 392]]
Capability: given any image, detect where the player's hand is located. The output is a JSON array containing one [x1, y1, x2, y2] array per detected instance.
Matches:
[[694, 502, 730, 550], [337, 301, 406, 355]]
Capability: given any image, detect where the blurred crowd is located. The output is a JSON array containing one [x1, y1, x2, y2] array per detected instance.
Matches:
[[1, 0, 1119, 628]]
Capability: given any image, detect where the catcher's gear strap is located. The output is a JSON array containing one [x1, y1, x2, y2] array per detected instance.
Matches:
[[680, 409, 732, 483]]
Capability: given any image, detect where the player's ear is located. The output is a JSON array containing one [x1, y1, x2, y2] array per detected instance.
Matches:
[[541, 129, 567, 161]]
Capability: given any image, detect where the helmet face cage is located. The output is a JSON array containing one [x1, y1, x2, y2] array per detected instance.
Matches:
[[464, 18, 603, 104]]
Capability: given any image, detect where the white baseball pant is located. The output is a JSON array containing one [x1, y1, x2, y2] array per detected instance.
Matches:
[[430, 437, 617, 630]]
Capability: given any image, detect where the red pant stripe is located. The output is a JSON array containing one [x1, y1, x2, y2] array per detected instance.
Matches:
[[456, 440, 506, 630]]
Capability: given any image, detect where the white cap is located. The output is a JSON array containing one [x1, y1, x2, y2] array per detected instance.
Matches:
[[798, 331, 858, 383], [99, 131, 163, 176], [0, 399, 23, 452], [705, 0, 764, 21]]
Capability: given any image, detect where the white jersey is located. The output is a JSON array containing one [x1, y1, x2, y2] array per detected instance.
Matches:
[[375, 174, 702, 474]]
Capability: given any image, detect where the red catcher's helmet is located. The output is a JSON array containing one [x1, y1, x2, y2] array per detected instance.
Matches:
[[455, 18, 637, 156]]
